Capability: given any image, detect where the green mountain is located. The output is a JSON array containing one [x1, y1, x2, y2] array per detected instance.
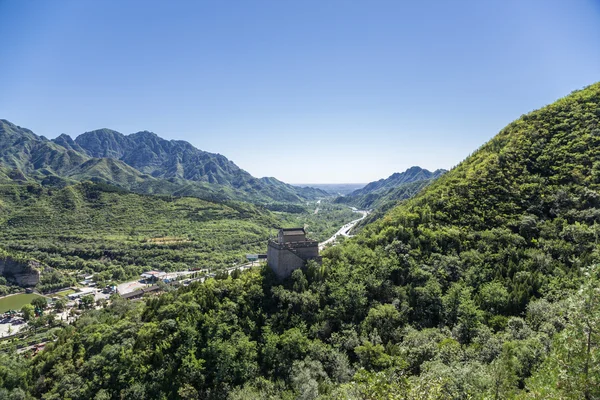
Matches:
[[4, 83, 600, 399], [348, 166, 446, 197], [74, 129, 257, 184], [0, 120, 327, 203], [0, 120, 89, 179], [71, 128, 326, 201], [335, 166, 446, 209]]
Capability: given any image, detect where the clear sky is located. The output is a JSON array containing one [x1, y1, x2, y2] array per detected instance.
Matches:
[[1, 0, 599, 183]]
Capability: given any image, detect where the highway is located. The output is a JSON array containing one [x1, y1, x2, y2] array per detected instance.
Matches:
[[319, 207, 369, 250]]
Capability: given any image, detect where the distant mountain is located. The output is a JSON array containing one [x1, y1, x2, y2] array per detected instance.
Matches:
[[336, 166, 446, 209], [297, 183, 367, 196], [73, 129, 249, 184], [349, 166, 446, 197], [0, 119, 327, 203]]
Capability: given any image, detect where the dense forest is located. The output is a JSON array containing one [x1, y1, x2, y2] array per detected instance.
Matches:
[[1, 83, 600, 399]]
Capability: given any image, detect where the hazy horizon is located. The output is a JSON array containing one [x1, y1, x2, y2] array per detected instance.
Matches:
[[1, 0, 599, 183]]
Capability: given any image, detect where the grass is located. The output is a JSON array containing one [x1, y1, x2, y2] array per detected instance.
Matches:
[[52, 289, 76, 298], [0, 293, 46, 313]]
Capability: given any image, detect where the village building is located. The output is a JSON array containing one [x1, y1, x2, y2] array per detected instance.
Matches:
[[140, 270, 166, 283], [267, 227, 321, 279], [121, 285, 162, 300], [67, 287, 96, 300], [246, 254, 267, 262]]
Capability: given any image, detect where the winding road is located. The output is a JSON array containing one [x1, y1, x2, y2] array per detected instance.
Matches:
[[319, 207, 369, 250]]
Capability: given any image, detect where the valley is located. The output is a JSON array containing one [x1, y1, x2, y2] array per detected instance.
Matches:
[[0, 182, 357, 296], [319, 207, 369, 249], [2, 1, 598, 398], [1, 81, 597, 399], [0, 27, 599, 400]]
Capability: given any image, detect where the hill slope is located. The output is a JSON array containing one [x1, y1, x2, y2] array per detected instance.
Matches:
[[348, 166, 446, 197], [0, 120, 327, 203], [0, 120, 90, 179], [4, 83, 600, 399], [71, 128, 326, 201], [336, 166, 446, 209]]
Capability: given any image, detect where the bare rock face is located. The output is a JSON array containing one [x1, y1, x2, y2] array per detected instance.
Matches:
[[0, 257, 40, 287]]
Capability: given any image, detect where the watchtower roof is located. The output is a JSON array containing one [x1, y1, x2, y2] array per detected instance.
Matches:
[[281, 228, 305, 236]]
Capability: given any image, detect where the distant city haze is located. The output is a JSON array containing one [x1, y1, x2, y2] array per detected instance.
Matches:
[[1, 0, 599, 183]]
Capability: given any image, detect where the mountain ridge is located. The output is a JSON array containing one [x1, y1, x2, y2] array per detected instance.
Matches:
[[0, 119, 327, 203], [348, 166, 447, 197], [335, 166, 447, 210]]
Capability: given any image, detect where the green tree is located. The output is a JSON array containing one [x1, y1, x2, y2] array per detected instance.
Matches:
[[488, 342, 520, 400], [477, 281, 509, 316], [20, 304, 34, 321], [362, 303, 403, 344], [290, 358, 329, 400], [80, 295, 95, 310], [292, 269, 308, 293], [444, 283, 482, 343], [525, 267, 600, 399], [31, 296, 47, 313], [54, 298, 67, 312]]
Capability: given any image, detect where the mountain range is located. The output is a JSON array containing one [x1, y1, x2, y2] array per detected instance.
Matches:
[[335, 166, 446, 209], [0, 119, 326, 203]]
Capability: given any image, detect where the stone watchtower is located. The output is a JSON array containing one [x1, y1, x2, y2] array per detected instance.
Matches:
[[267, 228, 321, 279]]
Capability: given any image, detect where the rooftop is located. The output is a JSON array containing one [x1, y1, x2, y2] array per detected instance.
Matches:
[[121, 285, 161, 299], [141, 270, 166, 278], [281, 228, 305, 235]]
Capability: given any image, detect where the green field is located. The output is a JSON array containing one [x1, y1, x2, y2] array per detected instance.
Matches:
[[52, 289, 76, 298], [0, 293, 46, 313]]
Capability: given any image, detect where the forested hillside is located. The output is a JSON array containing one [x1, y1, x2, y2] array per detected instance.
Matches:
[[2, 83, 600, 399], [0, 120, 326, 203]]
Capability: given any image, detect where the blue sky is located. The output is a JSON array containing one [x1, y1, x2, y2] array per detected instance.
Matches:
[[1, 0, 599, 183]]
